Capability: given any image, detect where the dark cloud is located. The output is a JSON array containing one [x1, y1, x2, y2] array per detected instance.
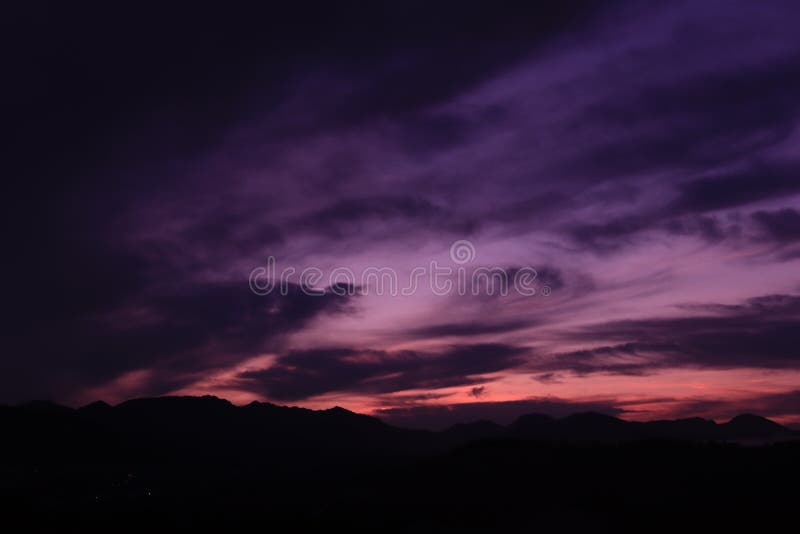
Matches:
[[533, 373, 563, 384], [5, 3, 609, 263], [470, 386, 486, 398], [0, 282, 354, 403], [558, 50, 800, 253], [565, 165, 798, 250], [373, 392, 456, 407], [566, 213, 734, 252], [662, 215, 731, 242], [298, 196, 477, 238], [543, 343, 683, 376], [238, 344, 528, 401], [408, 320, 534, 339], [301, 1, 614, 128], [564, 206, 744, 251], [572, 55, 800, 180], [671, 163, 800, 215], [567, 214, 654, 252], [533, 266, 566, 290], [542, 294, 800, 375], [752, 208, 800, 244]]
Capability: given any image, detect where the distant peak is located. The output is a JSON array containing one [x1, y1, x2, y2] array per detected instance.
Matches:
[[730, 413, 771, 422], [80, 400, 111, 410], [727, 413, 785, 428], [721, 413, 788, 438], [115, 395, 235, 411]]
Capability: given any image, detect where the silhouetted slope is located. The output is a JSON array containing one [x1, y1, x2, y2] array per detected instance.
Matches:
[[507, 413, 557, 439], [67, 395, 435, 463], [440, 420, 505, 446], [79, 400, 112, 416], [507, 411, 795, 443], [640, 416, 720, 440], [1, 396, 798, 533], [2, 396, 796, 459], [560, 412, 642, 441], [720, 413, 789, 438]]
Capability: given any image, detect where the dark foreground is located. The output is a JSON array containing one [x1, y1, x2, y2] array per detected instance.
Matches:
[[2, 396, 798, 532]]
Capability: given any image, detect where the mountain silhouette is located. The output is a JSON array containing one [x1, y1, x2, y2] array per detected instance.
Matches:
[[440, 419, 505, 446], [2, 396, 795, 466], [720, 413, 789, 438], [1, 395, 798, 532], [507, 412, 557, 438]]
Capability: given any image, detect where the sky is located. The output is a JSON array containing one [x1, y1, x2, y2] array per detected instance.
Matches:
[[5, 1, 800, 428]]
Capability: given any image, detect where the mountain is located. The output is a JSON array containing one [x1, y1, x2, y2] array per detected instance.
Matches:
[[640, 417, 721, 440], [440, 420, 505, 446], [560, 412, 642, 441], [720, 413, 790, 438], [65, 395, 436, 462], [2, 396, 795, 460], [1, 396, 798, 532], [507, 412, 557, 439]]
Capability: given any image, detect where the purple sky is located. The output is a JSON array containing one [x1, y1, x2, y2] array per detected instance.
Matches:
[[5, 1, 800, 428]]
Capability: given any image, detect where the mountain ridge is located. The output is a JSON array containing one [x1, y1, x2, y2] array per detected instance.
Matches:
[[3, 395, 799, 532], [5, 395, 797, 446]]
